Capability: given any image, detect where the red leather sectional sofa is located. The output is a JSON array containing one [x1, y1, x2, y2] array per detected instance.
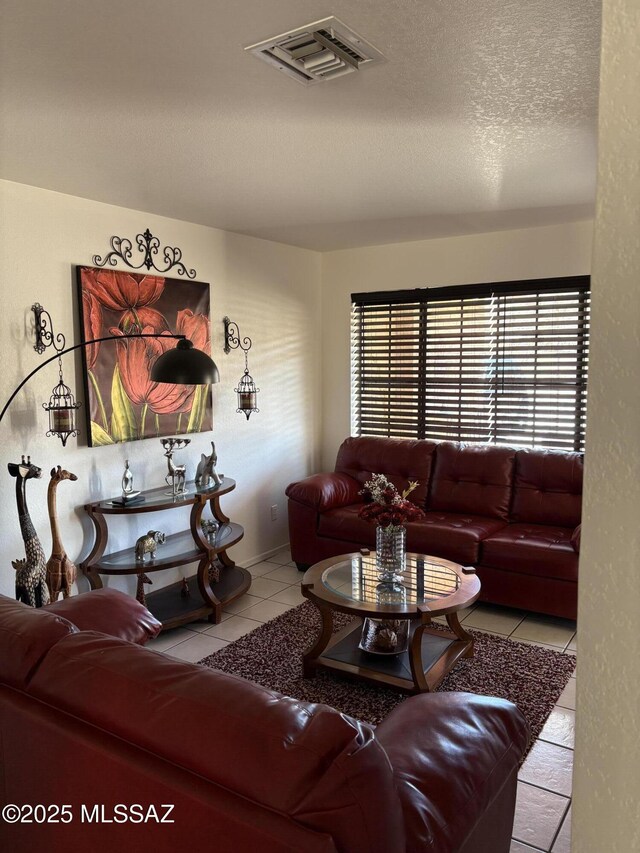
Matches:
[[286, 437, 583, 620], [1, 593, 529, 853]]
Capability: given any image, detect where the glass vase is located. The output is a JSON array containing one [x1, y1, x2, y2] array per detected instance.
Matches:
[[375, 524, 406, 582]]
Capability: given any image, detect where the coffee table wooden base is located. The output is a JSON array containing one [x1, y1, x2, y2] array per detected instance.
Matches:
[[303, 608, 474, 695]]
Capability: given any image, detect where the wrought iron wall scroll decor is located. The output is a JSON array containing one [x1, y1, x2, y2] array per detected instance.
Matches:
[[223, 316, 260, 420], [92, 228, 197, 279]]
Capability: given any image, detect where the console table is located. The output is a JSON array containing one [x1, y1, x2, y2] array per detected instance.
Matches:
[[80, 477, 250, 631]]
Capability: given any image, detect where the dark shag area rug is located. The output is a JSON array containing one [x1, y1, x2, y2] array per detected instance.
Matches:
[[198, 602, 575, 753]]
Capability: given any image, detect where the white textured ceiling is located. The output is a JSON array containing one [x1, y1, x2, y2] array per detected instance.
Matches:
[[0, 0, 600, 251]]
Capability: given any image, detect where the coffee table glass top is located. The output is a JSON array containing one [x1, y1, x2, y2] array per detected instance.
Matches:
[[321, 553, 460, 606]]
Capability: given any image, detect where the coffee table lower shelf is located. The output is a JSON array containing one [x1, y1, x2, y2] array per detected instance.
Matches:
[[304, 619, 472, 694]]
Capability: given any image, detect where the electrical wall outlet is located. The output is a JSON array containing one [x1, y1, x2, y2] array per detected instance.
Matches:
[[270, 504, 278, 521]]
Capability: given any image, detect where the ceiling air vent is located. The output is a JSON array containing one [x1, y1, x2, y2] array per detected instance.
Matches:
[[244, 16, 385, 85]]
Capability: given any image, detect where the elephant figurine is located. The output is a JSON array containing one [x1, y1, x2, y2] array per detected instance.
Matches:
[[195, 441, 222, 489], [134, 530, 166, 562]]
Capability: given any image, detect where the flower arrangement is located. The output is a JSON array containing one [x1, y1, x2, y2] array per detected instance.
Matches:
[[358, 474, 425, 528]]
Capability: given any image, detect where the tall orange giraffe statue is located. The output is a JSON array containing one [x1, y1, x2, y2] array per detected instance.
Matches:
[[46, 466, 78, 601]]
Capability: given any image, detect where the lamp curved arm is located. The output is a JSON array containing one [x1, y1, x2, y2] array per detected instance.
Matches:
[[0, 332, 185, 424]]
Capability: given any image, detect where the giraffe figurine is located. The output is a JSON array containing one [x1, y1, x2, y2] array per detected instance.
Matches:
[[46, 466, 78, 601], [136, 573, 153, 608], [8, 455, 50, 608]]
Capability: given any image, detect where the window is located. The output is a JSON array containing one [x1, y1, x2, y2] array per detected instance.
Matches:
[[351, 277, 590, 451]]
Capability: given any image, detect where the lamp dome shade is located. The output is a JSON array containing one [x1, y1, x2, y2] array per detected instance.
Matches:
[[151, 339, 220, 385]]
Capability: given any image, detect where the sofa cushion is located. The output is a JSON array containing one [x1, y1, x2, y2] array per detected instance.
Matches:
[[428, 442, 516, 520], [335, 436, 437, 507], [406, 514, 508, 565], [0, 594, 77, 690], [318, 504, 376, 547], [46, 589, 162, 645], [511, 449, 583, 527], [319, 507, 507, 565], [480, 523, 578, 581]]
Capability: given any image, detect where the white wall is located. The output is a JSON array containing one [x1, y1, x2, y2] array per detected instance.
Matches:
[[320, 220, 593, 467], [0, 180, 321, 598], [572, 0, 640, 848]]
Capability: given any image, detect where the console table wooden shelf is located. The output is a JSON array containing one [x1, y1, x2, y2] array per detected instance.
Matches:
[[80, 477, 250, 631]]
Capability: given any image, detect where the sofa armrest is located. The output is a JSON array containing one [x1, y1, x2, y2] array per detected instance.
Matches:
[[571, 523, 581, 553], [375, 692, 529, 851], [45, 589, 162, 645], [286, 473, 361, 512]]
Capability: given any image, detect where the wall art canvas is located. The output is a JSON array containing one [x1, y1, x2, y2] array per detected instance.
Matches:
[[76, 266, 212, 447]]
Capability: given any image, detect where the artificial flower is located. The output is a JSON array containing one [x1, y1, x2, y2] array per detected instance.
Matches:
[[358, 474, 425, 528]]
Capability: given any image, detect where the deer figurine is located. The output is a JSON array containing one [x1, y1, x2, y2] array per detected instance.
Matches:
[[8, 455, 50, 608], [46, 466, 78, 601], [161, 437, 190, 496]]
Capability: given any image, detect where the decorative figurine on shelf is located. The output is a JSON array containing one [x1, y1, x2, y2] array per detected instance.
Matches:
[[119, 458, 141, 500], [195, 441, 222, 489], [122, 459, 134, 494], [201, 518, 220, 541], [9, 455, 50, 608], [46, 466, 78, 601], [134, 530, 166, 562], [161, 437, 190, 497], [109, 459, 143, 507], [136, 572, 153, 607]]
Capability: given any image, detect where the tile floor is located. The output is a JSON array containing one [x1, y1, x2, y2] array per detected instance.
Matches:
[[145, 547, 577, 853]]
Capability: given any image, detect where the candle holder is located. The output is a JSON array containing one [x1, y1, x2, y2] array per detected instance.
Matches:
[[42, 365, 81, 447], [223, 316, 259, 420]]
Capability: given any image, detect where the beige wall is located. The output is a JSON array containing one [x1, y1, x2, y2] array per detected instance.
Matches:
[[0, 180, 321, 598], [572, 0, 640, 848], [320, 220, 593, 468]]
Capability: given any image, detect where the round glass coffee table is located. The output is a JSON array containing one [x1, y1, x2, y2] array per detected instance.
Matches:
[[301, 549, 481, 694]]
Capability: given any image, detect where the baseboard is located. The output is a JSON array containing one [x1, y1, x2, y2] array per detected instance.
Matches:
[[241, 542, 290, 568]]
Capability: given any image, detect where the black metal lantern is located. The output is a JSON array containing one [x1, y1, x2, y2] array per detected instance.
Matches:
[[224, 316, 260, 420], [235, 368, 260, 420], [42, 364, 81, 447]]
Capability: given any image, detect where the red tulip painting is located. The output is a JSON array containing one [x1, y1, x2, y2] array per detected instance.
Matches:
[[76, 266, 213, 446]]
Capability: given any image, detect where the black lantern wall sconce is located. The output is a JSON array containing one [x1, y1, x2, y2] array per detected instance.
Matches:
[[34, 304, 82, 446], [0, 303, 219, 446], [223, 316, 259, 420]]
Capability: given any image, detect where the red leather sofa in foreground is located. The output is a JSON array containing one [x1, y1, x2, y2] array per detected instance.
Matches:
[[287, 437, 583, 620], [0, 592, 528, 853]]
